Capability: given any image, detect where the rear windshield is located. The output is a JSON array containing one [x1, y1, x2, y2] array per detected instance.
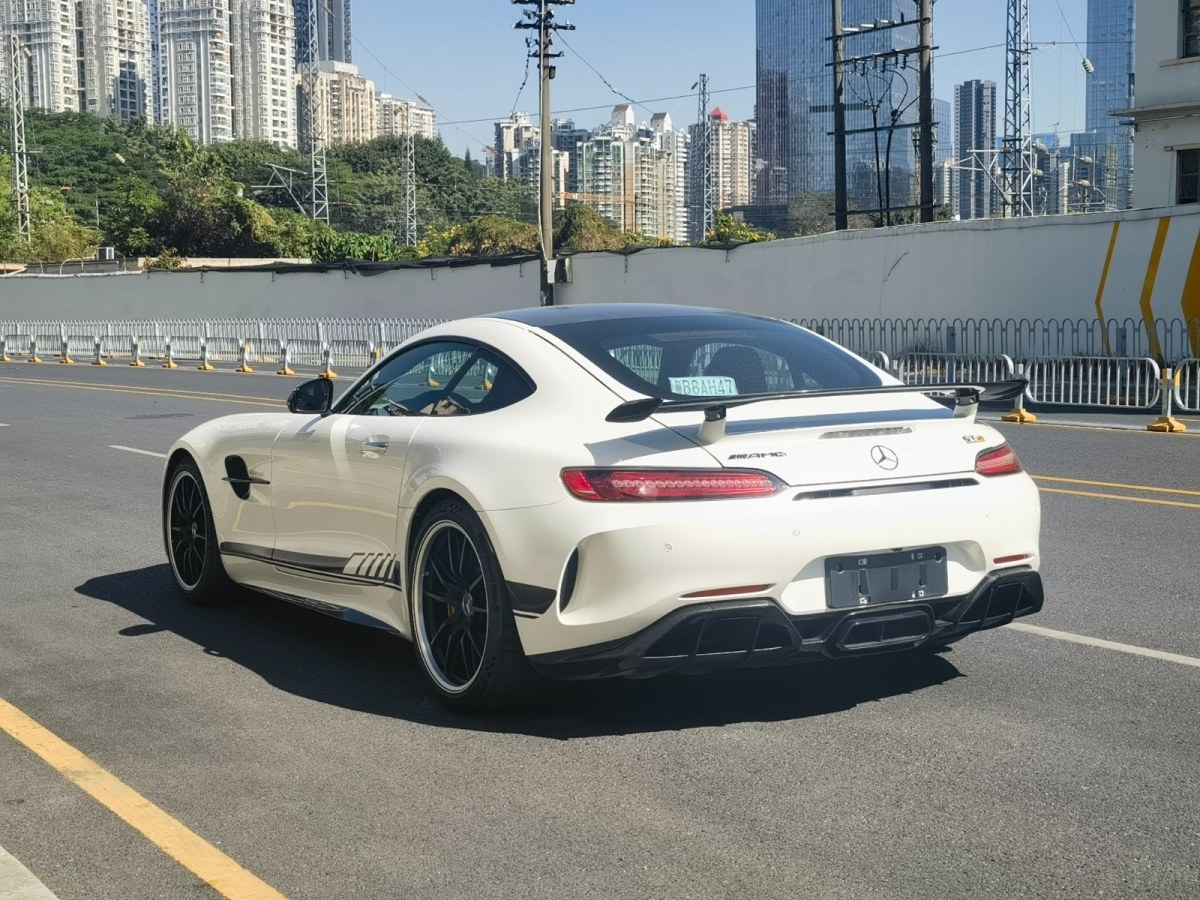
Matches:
[[541, 313, 883, 399]]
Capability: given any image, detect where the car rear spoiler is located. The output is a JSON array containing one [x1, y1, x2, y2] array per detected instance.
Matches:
[[605, 379, 1029, 443]]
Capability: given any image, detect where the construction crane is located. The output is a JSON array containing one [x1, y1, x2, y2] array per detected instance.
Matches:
[[9, 34, 31, 242]]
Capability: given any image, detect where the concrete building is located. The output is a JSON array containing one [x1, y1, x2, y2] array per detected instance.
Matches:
[[301, 60, 374, 146], [493, 112, 540, 179], [229, 0, 295, 147], [78, 0, 153, 121], [376, 94, 436, 140], [293, 0, 349, 66], [755, 0, 918, 208], [687, 107, 755, 242], [954, 79, 997, 220], [158, 0, 232, 143], [648, 112, 688, 244], [1114, 0, 1200, 207], [0, 0, 81, 113]]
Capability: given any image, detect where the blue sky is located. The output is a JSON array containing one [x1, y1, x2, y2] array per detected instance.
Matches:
[[354, 0, 1093, 158]]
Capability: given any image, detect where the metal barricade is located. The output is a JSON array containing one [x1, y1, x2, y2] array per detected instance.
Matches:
[[102, 334, 135, 359], [1026, 357, 1161, 409], [896, 353, 1014, 386], [245, 338, 285, 367], [203, 336, 242, 364], [285, 339, 326, 368], [167, 335, 204, 361], [327, 340, 374, 369], [4, 334, 31, 358], [65, 334, 97, 359], [138, 333, 168, 359], [1174, 359, 1200, 413], [858, 350, 891, 371]]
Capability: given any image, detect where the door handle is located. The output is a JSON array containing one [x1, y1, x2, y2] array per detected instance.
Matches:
[[361, 436, 389, 458]]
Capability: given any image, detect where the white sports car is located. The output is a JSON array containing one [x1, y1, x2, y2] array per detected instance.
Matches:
[[162, 304, 1043, 712]]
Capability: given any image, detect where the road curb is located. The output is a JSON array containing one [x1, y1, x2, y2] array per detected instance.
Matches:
[[0, 845, 59, 900]]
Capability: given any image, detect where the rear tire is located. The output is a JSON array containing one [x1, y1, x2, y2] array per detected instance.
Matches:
[[409, 499, 540, 714], [164, 459, 235, 606]]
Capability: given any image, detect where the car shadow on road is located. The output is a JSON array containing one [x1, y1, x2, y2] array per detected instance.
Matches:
[[78, 564, 965, 740]]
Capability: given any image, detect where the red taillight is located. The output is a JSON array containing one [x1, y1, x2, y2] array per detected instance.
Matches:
[[975, 444, 1022, 476], [561, 468, 783, 501]]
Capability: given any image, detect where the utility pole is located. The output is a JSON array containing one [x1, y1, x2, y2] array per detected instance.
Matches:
[[9, 34, 31, 242], [1002, 0, 1033, 217], [916, 0, 933, 223], [304, 0, 329, 223], [829, 4, 936, 228], [832, 0, 847, 230], [695, 73, 714, 240], [514, 0, 574, 306]]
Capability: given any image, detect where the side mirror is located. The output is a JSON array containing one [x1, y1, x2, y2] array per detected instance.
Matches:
[[288, 378, 334, 416]]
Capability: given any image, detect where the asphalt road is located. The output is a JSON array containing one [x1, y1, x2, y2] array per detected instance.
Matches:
[[1, 362, 1198, 900]]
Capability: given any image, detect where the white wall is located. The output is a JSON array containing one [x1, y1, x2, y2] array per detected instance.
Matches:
[[557, 205, 1200, 325], [0, 259, 542, 321], [1, 206, 1198, 329]]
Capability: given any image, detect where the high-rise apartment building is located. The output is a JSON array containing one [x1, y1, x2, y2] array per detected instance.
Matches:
[[159, 0, 232, 143], [376, 94, 436, 140], [687, 108, 755, 242], [300, 60, 374, 146], [229, 0, 295, 147], [493, 112, 540, 179], [0, 0, 81, 113], [293, 0, 350, 66], [755, 0, 918, 208], [647, 112, 688, 244], [954, 79, 997, 220], [79, 0, 153, 121], [1074, 0, 1135, 208]]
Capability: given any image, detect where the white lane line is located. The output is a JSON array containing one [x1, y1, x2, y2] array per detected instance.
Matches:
[[1008, 622, 1200, 670], [110, 445, 168, 460], [0, 423, 10, 427], [0, 844, 60, 899]]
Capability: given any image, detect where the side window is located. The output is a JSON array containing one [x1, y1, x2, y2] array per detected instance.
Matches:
[[338, 341, 533, 416]]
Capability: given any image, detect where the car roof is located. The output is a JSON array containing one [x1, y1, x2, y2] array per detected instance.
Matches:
[[484, 304, 777, 328]]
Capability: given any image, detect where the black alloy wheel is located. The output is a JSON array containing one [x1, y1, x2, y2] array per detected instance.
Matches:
[[164, 460, 233, 605], [410, 499, 540, 713]]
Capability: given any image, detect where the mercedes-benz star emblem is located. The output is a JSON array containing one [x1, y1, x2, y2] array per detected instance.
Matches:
[[870, 445, 899, 470]]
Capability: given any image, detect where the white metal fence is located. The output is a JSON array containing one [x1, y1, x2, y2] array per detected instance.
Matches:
[[3, 315, 1199, 417]]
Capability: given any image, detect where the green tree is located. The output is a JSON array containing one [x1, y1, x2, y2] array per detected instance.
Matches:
[[704, 211, 776, 245]]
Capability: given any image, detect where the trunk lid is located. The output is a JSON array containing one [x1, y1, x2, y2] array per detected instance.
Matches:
[[655, 394, 993, 487]]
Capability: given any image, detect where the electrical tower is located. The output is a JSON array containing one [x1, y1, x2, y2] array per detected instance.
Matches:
[[514, 0, 574, 305], [695, 73, 714, 241], [304, 0, 329, 223], [1001, 0, 1033, 217], [9, 34, 31, 242], [402, 99, 423, 246]]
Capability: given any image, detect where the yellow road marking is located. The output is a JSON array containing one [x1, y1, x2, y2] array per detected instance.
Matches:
[[1138, 217, 1170, 361], [1032, 475, 1200, 497], [0, 376, 283, 407], [0, 698, 285, 900], [1094, 220, 1120, 355], [1038, 486, 1200, 510]]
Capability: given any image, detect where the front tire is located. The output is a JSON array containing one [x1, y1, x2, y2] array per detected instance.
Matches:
[[409, 499, 537, 713], [164, 459, 234, 606]]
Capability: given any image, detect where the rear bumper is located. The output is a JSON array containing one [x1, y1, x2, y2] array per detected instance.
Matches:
[[527, 568, 1043, 680]]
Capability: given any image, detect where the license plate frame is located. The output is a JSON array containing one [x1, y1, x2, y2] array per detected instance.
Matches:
[[825, 546, 948, 609]]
